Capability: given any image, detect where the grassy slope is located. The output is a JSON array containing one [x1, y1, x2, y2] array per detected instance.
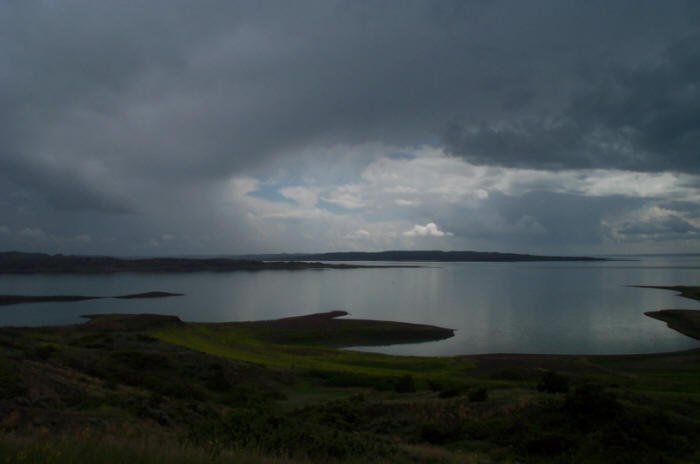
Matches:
[[2, 308, 700, 463], [153, 312, 465, 382]]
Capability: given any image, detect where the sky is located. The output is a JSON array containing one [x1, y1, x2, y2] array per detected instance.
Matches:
[[1, 0, 699, 256]]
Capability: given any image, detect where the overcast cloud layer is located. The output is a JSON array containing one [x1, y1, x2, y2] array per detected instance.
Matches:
[[1, 1, 699, 255]]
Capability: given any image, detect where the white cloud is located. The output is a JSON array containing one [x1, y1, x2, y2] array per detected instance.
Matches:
[[225, 178, 323, 220], [322, 146, 700, 225], [403, 222, 453, 237], [280, 186, 318, 209], [603, 206, 700, 242], [395, 199, 418, 207], [228, 177, 259, 198], [346, 229, 371, 239], [218, 144, 700, 253], [492, 169, 700, 203], [322, 184, 364, 209]]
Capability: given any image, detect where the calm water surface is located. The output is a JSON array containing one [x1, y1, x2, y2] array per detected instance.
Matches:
[[1, 255, 699, 355]]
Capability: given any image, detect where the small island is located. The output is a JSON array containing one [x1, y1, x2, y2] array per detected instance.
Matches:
[[0, 292, 183, 306]]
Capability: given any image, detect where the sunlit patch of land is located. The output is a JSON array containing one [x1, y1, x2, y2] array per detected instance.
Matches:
[[153, 311, 463, 382]]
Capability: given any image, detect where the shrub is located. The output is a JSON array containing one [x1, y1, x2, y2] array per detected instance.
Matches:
[[438, 388, 462, 399], [420, 420, 464, 444], [32, 343, 59, 360], [189, 406, 395, 460], [564, 383, 621, 429], [537, 370, 570, 393], [394, 374, 416, 393], [468, 386, 488, 402], [0, 357, 26, 399]]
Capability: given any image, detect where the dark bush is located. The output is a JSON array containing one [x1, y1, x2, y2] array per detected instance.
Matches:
[[306, 370, 395, 390], [190, 406, 395, 460], [537, 370, 570, 393], [439, 387, 462, 399], [0, 357, 26, 399], [31, 344, 58, 361], [420, 420, 464, 444], [564, 383, 621, 429], [468, 386, 488, 402], [110, 350, 169, 370], [394, 374, 416, 393], [205, 363, 231, 391], [525, 432, 573, 455], [427, 380, 444, 391]]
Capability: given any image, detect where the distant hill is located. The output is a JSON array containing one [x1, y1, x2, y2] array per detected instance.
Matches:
[[0, 252, 378, 274], [238, 250, 606, 262], [0, 250, 605, 274]]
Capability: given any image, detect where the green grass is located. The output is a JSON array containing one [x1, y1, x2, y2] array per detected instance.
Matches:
[[4, 311, 700, 463], [152, 323, 473, 383]]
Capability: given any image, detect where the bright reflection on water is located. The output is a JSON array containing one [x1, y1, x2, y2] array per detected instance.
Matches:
[[0, 255, 699, 355]]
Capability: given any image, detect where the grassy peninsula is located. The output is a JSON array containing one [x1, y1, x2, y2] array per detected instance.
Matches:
[[2, 308, 700, 463], [642, 285, 700, 341]]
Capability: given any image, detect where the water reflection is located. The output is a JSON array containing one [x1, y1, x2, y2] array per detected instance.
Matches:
[[0, 256, 699, 355]]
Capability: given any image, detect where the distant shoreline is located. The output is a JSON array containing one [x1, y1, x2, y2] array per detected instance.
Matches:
[[0, 251, 396, 274], [238, 250, 608, 262], [0, 250, 605, 274]]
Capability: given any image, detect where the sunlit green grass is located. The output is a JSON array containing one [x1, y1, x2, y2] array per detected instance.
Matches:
[[152, 323, 473, 382]]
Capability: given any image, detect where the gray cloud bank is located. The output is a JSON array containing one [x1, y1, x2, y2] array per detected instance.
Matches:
[[1, 1, 699, 254], [445, 33, 700, 172]]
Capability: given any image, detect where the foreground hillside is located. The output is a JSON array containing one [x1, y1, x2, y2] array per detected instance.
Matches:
[[2, 306, 700, 463]]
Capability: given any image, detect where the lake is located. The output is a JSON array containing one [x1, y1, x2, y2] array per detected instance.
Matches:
[[1, 254, 699, 356]]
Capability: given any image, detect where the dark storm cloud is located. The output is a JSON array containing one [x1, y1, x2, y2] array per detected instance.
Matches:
[[445, 32, 700, 172], [3, 1, 698, 181], [0, 156, 133, 214], [1, 0, 699, 253], [618, 216, 699, 237], [437, 191, 644, 249]]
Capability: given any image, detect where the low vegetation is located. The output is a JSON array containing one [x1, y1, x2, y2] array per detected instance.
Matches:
[[1, 285, 700, 463], [0, 322, 696, 462]]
